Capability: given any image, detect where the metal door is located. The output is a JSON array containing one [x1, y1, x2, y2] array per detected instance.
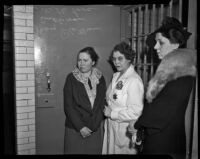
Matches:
[[34, 5, 120, 154]]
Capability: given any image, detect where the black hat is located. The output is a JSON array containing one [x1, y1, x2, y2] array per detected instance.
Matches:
[[146, 16, 192, 47]]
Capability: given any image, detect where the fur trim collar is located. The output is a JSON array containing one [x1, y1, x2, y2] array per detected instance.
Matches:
[[146, 48, 197, 103]]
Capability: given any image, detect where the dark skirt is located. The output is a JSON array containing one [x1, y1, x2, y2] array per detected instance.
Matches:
[[64, 124, 104, 154]]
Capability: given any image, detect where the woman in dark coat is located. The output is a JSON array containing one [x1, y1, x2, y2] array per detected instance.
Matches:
[[131, 17, 197, 159], [63, 47, 106, 154]]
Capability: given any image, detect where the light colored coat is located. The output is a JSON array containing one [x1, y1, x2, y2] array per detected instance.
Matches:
[[102, 65, 144, 154]]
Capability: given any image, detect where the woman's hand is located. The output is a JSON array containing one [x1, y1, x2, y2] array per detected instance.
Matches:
[[103, 106, 112, 118], [128, 121, 138, 146], [80, 127, 93, 138], [128, 120, 137, 134]]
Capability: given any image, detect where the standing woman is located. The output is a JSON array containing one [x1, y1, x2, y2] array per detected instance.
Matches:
[[63, 47, 106, 154], [102, 42, 144, 154], [133, 17, 197, 159]]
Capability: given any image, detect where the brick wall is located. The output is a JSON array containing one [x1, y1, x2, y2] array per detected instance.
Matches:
[[13, 5, 36, 155]]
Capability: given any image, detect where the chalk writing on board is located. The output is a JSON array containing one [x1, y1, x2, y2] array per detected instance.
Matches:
[[43, 7, 68, 15], [37, 26, 56, 35], [60, 27, 102, 39], [72, 7, 96, 12], [72, 7, 96, 17], [42, 7, 96, 16], [40, 16, 85, 25]]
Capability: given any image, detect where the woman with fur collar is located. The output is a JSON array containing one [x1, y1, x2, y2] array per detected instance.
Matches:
[[132, 16, 197, 159]]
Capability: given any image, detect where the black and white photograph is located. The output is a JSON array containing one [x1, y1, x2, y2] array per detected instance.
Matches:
[[2, 1, 197, 159]]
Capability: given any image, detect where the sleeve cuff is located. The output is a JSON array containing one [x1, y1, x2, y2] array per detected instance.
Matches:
[[111, 110, 118, 120]]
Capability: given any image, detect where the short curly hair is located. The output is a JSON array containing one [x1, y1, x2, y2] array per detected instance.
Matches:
[[78, 47, 99, 66], [110, 42, 135, 63]]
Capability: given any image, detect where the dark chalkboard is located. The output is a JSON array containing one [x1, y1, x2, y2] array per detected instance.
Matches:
[[34, 5, 120, 85]]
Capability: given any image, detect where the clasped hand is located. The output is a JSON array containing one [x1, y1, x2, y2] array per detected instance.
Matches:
[[127, 120, 137, 134], [80, 127, 92, 138], [103, 106, 111, 118]]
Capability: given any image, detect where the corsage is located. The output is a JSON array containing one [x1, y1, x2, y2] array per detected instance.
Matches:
[[113, 93, 117, 100], [116, 81, 123, 90], [112, 81, 123, 100]]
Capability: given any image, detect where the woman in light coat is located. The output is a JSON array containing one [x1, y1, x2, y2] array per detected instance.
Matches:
[[102, 42, 144, 154]]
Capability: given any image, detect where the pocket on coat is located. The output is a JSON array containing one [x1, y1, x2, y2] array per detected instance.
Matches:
[[114, 122, 130, 147]]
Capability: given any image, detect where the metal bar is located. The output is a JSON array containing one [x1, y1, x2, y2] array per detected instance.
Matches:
[[141, 6, 145, 82], [122, 4, 145, 12], [134, 9, 139, 71], [125, 33, 151, 39], [120, 10, 126, 41], [151, 4, 156, 32], [159, 4, 164, 25], [144, 5, 149, 82], [127, 12, 132, 40], [144, 5, 150, 85], [150, 4, 156, 78], [168, 0, 173, 16], [133, 10, 137, 54], [133, 10, 138, 66], [135, 63, 159, 66], [133, 11, 137, 37], [131, 8, 136, 59], [178, 0, 182, 22], [37, 106, 54, 108], [144, 5, 149, 35], [120, 10, 130, 41], [137, 6, 142, 76], [143, 54, 148, 87], [140, 6, 146, 86]]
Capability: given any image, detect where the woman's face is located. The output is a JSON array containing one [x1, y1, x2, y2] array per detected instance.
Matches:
[[112, 51, 131, 73], [154, 32, 179, 59], [77, 52, 95, 73]]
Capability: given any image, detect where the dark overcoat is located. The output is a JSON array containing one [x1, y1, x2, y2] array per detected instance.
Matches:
[[135, 48, 196, 159], [63, 72, 106, 132], [63, 72, 107, 154], [135, 76, 193, 158], [135, 76, 194, 158]]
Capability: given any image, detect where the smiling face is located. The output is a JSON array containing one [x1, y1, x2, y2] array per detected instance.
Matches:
[[77, 52, 95, 73], [154, 32, 179, 59], [112, 51, 131, 74]]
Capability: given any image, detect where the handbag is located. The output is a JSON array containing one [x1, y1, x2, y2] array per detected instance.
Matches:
[[135, 128, 146, 153]]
